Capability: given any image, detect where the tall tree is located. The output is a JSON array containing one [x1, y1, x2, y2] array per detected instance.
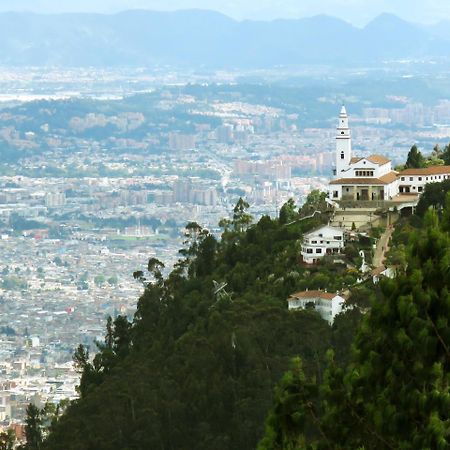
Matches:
[[23, 404, 43, 450], [405, 144, 425, 168], [279, 199, 297, 225], [232, 197, 253, 232], [442, 143, 450, 165]]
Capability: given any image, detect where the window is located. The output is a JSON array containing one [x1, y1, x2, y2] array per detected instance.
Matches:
[[418, 187, 423, 192], [356, 170, 373, 177], [333, 191, 338, 198], [334, 236, 342, 240], [341, 131, 344, 135], [401, 177, 405, 181], [312, 240, 317, 244], [426, 177, 429, 180], [307, 249, 313, 254], [409, 177, 413, 181], [316, 249, 322, 254], [318, 234, 323, 237], [341, 152, 344, 159], [418, 177, 422, 181]]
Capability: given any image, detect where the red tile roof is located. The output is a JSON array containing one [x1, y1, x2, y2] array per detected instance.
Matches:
[[288, 290, 336, 301], [378, 172, 398, 184], [399, 165, 450, 176], [366, 155, 391, 165], [350, 155, 391, 165], [330, 171, 398, 185]]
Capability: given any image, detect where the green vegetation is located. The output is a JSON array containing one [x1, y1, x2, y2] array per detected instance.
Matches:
[[35, 183, 450, 449], [19, 402, 68, 450], [405, 144, 426, 168], [0, 429, 15, 450], [39, 195, 365, 450], [1, 276, 28, 291], [258, 196, 450, 449], [416, 179, 450, 216]]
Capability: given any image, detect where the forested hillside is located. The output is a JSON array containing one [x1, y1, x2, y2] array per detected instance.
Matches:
[[34, 194, 365, 450], [258, 190, 450, 449], [25, 184, 450, 449]]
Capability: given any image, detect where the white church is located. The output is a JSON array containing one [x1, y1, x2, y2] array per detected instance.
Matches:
[[327, 106, 450, 204], [328, 106, 399, 202]]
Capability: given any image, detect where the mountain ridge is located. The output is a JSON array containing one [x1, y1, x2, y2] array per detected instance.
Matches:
[[0, 9, 447, 67]]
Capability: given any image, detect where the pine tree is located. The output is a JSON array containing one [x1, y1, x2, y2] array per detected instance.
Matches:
[[442, 143, 450, 165], [260, 208, 450, 449], [23, 404, 43, 450], [405, 144, 425, 168]]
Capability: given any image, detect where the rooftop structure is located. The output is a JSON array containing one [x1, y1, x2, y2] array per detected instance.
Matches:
[[287, 290, 345, 324]]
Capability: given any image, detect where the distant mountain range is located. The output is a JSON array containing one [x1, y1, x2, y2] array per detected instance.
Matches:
[[0, 10, 449, 67]]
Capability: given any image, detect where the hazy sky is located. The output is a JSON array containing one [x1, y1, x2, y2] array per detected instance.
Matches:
[[0, 0, 449, 25]]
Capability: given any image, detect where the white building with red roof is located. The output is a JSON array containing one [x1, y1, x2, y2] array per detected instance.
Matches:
[[287, 290, 346, 324], [328, 106, 450, 206], [328, 106, 399, 202], [398, 165, 450, 194]]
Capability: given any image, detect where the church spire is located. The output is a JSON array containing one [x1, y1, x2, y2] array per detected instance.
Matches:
[[335, 105, 352, 174], [338, 105, 349, 130]]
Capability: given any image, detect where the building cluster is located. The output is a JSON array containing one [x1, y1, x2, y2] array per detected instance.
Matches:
[[328, 106, 450, 203], [362, 100, 450, 127], [290, 106, 450, 324]]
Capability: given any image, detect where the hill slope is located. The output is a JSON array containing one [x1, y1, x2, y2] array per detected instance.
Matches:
[[40, 197, 364, 450]]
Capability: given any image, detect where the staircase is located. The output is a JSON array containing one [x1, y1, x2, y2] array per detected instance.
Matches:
[[330, 207, 381, 230]]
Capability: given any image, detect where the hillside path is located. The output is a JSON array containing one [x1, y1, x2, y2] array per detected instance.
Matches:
[[373, 226, 394, 269]]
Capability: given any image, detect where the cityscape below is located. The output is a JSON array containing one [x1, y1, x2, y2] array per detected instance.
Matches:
[[0, 50, 450, 442]]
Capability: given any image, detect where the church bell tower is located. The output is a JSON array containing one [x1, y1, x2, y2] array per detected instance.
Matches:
[[335, 105, 352, 175]]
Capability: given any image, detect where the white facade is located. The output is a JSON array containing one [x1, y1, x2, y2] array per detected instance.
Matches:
[[329, 107, 399, 202], [288, 290, 345, 324], [301, 225, 345, 264], [335, 106, 352, 175], [372, 266, 396, 284], [0, 391, 11, 421], [398, 167, 450, 194], [343, 156, 392, 178]]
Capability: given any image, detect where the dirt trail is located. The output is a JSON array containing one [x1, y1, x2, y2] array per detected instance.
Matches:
[[373, 226, 394, 268]]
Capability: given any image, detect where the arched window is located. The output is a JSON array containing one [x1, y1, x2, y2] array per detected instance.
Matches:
[[341, 151, 345, 160]]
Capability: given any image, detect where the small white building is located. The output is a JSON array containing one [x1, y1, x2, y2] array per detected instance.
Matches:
[[398, 166, 450, 194], [301, 225, 345, 264], [287, 290, 345, 324], [371, 266, 396, 284]]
